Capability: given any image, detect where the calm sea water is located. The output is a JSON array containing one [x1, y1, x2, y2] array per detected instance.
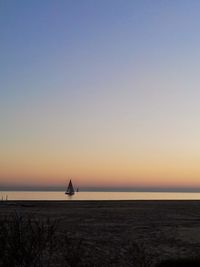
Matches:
[[1, 191, 200, 201]]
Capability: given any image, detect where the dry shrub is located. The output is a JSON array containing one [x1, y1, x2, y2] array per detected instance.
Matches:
[[0, 213, 58, 267], [0, 213, 155, 267]]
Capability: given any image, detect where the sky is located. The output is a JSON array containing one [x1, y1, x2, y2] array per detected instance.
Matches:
[[1, 0, 200, 190]]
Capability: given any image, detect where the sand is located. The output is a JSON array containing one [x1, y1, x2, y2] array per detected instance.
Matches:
[[1, 200, 200, 266]]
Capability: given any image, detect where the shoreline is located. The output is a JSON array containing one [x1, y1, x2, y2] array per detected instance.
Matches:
[[2, 199, 200, 202]]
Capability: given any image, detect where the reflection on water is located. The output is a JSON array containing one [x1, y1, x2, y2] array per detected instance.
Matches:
[[1, 191, 200, 200]]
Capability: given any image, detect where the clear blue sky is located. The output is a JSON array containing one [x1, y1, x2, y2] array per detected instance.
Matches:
[[1, 1, 200, 188]]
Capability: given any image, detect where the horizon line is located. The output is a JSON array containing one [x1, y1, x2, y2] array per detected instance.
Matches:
[[1, 186, 200, 193]]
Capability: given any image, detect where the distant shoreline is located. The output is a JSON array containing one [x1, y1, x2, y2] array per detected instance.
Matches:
[[2, 187, 200, 192]]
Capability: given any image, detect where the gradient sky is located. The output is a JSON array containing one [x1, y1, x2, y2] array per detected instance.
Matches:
[[1, 0, 200, 189]]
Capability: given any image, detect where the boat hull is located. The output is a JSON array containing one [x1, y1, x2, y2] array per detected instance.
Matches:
[[65, 192, 75, 196]]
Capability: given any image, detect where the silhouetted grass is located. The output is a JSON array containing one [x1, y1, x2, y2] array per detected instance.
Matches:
[[0, 213, 155, 266], [2, 212, 197, 266], [0, 213, 58, 267]]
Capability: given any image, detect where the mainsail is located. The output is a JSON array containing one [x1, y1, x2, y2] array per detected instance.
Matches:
[[65, 179, 75, 195]]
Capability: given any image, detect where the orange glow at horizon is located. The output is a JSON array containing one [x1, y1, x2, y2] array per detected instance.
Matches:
[[1, 103, 200, 189], [1, 149, 200, 188]]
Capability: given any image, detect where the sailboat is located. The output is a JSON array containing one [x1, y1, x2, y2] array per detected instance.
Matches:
[[65, 179, 75, 195]]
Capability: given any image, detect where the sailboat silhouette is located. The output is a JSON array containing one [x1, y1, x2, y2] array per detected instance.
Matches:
[[65, 179, 75, 195]]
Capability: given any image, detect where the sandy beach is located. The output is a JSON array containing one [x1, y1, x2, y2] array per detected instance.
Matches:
[[1, 200, 200, 266]]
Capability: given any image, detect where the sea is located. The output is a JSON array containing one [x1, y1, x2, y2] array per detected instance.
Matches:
[[1, 191, 200, 201]]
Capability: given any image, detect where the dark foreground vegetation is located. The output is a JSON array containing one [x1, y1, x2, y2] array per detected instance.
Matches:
[[1, 201, 200, 266], [0, 213, 153, 266], [0, 213, 199, 267]]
